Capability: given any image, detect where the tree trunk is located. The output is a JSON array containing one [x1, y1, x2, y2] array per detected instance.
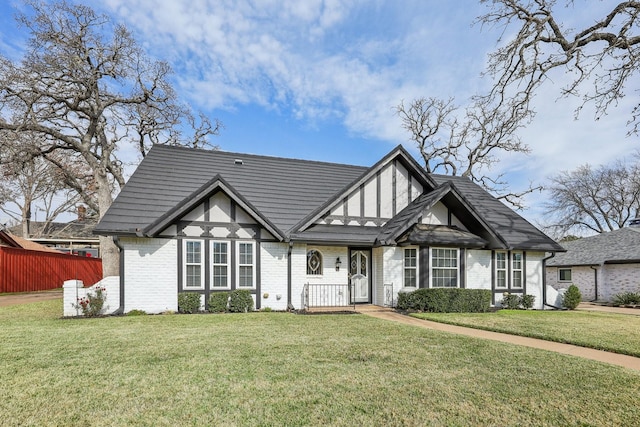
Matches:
[[95, 169, 120, 278], [21, 201, 31, 238]]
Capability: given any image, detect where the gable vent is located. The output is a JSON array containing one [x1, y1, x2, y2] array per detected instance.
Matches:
[[234, 159, 244, 165]]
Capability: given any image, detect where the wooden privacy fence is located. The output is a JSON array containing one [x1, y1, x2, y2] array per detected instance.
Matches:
[[0, 246, 103, 293]]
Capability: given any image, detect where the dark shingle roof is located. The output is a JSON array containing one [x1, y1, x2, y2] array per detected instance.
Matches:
[[95, 145, 367, 236], [96, 144, 564, 252], [396, 224, 488, 248], [547, 227, 640, 266], [431, 175, 564, 252]]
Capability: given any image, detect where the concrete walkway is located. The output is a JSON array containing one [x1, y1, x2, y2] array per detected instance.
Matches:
[[358, 308, 640, 372], [577, 302, 640, 316]]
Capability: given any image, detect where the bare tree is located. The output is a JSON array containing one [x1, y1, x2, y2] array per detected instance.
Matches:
[[479, 0, 640, 134], [545, 159, 640, 235], [397, 95, 538, 209], [0, 133, 80, 237], [0, 1, 220, 276]]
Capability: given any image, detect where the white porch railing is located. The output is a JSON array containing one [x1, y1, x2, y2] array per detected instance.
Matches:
[[303, 283, 354, 310]]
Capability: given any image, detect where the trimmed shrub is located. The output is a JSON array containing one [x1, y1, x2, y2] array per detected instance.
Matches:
[[500, 293, 536, 310], [612, 292, 640, 305], [563, 285, 582, 310], [178, 292, 202, 314], [520, 294, 536, 309], [396, 288, 491, 313], [228, 289, 254, 313], [209, 292, 229, 313], [501, 293, 521, 310]]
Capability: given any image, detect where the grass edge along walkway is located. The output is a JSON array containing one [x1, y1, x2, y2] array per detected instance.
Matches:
[[361, 310, 640, 371]]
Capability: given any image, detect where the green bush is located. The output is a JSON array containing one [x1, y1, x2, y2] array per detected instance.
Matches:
[[500, 293, 536, 310], [126, 309, 147, 316], [563, 285, 582, 310], [520, 294, 536, 309], [501, 293, 521, 310], [396, 288, 491, 313], [228, 289, 254, 313], [178, 292, 202, 314], [612, 292, 640, 305], [208, 292, 229, 313]]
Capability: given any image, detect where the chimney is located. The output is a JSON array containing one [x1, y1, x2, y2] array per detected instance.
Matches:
[[77, 205, 86, 222]]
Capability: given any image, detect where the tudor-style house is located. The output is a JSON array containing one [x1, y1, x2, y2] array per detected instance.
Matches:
[[92, 144, 564, 313]]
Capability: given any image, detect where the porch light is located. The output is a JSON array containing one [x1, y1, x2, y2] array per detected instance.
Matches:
[[335, 257, 342, 271]]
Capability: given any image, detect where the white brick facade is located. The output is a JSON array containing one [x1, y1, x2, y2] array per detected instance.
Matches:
[[260, 242, 289, 311], [122, 237, 178, 314]]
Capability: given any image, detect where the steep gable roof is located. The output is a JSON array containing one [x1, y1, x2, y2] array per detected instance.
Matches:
[[430, 175, 565, 252], [95, 145, 367, 236], [143, 175, 284, 239], [290, 145, 435, 234], [96, 144, 564, 253], [376, 181, 502, 247], [547, 227, 640, 266]]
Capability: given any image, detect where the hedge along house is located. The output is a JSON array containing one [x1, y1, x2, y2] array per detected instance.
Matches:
[[93, 144, 565, 313]]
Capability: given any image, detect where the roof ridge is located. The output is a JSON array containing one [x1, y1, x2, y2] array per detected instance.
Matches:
[[150, 144, 371, 169]]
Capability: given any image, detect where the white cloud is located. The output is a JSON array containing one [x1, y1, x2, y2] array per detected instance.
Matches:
[[93, 0, 639, 225]]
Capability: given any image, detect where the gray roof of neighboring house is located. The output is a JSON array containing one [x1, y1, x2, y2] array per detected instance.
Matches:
[[95, 144, 367, 237], [9, 221, 97, 240], [95, 144, 564, 252], [547, 227, 640, 266]]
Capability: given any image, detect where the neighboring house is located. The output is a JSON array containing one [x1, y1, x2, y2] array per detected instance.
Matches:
[[9, 207, 99, 257], [546, 225, 640, 301], [94, 144, 564, 314], [0, 229, 63, 253]]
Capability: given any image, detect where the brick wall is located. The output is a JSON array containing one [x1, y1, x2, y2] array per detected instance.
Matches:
[[546, 266, 597, 301], [601, 263, 640, 301], [122, 237, 178, 314], [260, 242, 289, 310]]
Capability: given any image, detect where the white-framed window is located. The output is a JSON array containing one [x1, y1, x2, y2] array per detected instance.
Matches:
[[211, 241, 230, 288], [558, 268, 572, 282], [403, 248, 418, 288], [184, 240, 204, 289], [307, 249, 323, 276], [237, 241, 255, 288], [495, 251, 507, 289], [512, 252, 523, 288], [431, 247, 458, 288]]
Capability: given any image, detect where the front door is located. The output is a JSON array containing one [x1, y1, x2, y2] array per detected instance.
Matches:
[[350, 249, 371, 303]]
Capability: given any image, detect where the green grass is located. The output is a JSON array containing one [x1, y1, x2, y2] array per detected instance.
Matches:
[[412, 309, 640, 357], [2, 301, 640, 426]]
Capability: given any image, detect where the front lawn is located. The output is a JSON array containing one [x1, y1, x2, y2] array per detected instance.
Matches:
[[1, 300, 639, 426], [412, 309, 640, 357]]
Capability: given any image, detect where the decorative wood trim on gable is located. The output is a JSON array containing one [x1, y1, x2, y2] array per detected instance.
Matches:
[[144, 176, 284, 241], [290, 145, 436, 234]]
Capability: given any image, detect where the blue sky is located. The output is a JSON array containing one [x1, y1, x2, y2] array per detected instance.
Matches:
[[1, 1, 638, 228]]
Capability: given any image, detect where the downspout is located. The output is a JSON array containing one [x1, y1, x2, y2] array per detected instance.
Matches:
[[542, 252, 563, 309], [589, 265, 599, 302], [287, 241, 294, 311], [113, 236, 125, 314]]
